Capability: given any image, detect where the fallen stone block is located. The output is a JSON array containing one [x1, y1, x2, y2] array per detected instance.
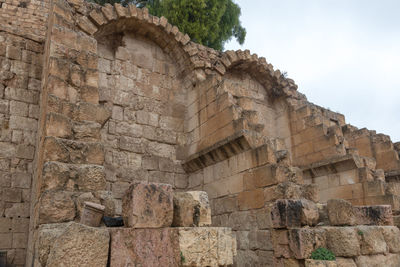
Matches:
[[178, 227, 237, 266], [109, 228, 180, 267], [172, 191, 211, 227], [36, 222, 109, 267], [122, 182, 173, 228]]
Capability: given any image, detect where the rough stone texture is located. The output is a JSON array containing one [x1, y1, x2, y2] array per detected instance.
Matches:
[[172, 191, 211, 227], [178, 227, 237, 267], [122, 182, 173, 228], [305, 259, 337, 267], [36, 222, 109, 267], [355, 254, 400, 267], [325, 227, 360, 257], [327, 199, 356, 226], [271, 199, 319, 228], [109, 228, 180, 267]]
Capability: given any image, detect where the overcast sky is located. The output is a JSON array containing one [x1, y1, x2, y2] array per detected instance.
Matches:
[[225, 0, 400, 142]]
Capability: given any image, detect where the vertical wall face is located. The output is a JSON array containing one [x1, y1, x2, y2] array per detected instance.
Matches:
[[97, 32, 189, 214], [0, 0, 49, 265]]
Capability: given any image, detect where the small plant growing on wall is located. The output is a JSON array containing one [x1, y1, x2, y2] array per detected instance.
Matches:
[[310, 247, 336, 261]]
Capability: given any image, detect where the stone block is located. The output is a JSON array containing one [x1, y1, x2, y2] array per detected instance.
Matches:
[[325, 227, 360, 257], [305, 259, 337, 267], [353, 205, 393, 226], [271, 199, 319, 228], [178, 227, 236, 266], [172, 191, 211, 227], [327, 199, 355, 226], [288, 228, 326, 259], [36, 222, 109, 267], [122, 182, 173, 228], [109, 228, 180, 267], [355, 254, 400, 267], [39, 191, 75, 224], [335, 258, 357, 267], [379, 226, 400, 253], [357, 226, 387, 255], [237, 189, 264, 210]]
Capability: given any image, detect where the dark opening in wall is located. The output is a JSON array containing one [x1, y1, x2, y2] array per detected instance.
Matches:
[[0, 2, 3, 8], [18, 1, 27, 8]]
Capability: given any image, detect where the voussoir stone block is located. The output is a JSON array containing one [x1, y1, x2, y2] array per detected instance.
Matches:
[[36, 222, 109, 267], [178, 227, 237, 267], [109, 228, 180, 267], [122, 182, 173, 228], [172, 191, 211, 227]]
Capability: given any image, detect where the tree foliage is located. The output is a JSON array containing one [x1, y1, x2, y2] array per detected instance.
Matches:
[[91, 0, 246, 50]]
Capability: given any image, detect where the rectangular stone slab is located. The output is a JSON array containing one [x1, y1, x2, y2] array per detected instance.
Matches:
[[109, 228, 180, 267]]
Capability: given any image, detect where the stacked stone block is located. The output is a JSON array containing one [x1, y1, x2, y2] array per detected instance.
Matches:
[[271, 198, 400, 266], [0, 31, 44, 266]]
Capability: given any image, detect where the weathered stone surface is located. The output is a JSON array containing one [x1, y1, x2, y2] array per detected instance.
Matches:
[[379, 226, 400, 253], [109, 228, 180, 267], [172, 191, 211, 227], [325, 227, 360, 257], [355, 253, 400, 267], [122, 182, 173, 228], [39, 191, 75, 224], [353, 205, 393, 226], [271, 199, 319, 228], [335, 257, 357, 267], [288, 228, 326, 259], [178, 227, 236, 266], [327, 199, 355, 226], [357, 226, 387, 255], [305, 259, 337, 267], [36, 222, 109, 267]]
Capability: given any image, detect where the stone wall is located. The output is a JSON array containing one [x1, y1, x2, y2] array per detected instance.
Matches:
[[97, 31, 189, 215], [0, 0, 48, 264]]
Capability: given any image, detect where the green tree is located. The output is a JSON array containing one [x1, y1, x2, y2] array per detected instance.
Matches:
[[91, 0, 246, 50]]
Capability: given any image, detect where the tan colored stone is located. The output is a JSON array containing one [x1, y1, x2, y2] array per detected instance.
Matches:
[[37, 222, 109, 267], [305, 259, 337, 267], [122, 182, 173, 228], [178, 227, 236, 267], [109, 228, 180, 267], [355, 254, 400, 267], [336, 257, 357, 267], [172, 191, 211, 227], [325, 227, 360, 257], [327, 199, 356, 226], [39, 191, 75, 224]]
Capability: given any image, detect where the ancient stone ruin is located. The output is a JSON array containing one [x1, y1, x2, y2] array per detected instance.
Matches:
[[1, 0, 400, 266]]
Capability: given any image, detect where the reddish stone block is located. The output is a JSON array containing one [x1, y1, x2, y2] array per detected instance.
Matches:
[[122, 182, 173, 228], [109, 228, 180, 267]]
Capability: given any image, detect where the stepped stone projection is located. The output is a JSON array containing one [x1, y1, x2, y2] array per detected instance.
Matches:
[[1, 0, 400, 266]]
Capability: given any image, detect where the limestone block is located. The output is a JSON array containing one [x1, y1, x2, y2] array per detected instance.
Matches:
[[357, 226, 388, 255], [379, 226, 400, 253], [172, 191, 211, 227], [39, 191, 75, 224], [355, 254, 400, 267], [335, 257, 357, 267], [325, 227, 360, 257], [271, 199, 319, 228], [327, 199, 355, 226], [122, 182, 173, 228], [305, 259, 337, 267], [109, 228, 180, 267], [353, 205, 393, 226], [288, 228, 326, 259], [178, 227, 236, 267], [37, 222, 109, 267]]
